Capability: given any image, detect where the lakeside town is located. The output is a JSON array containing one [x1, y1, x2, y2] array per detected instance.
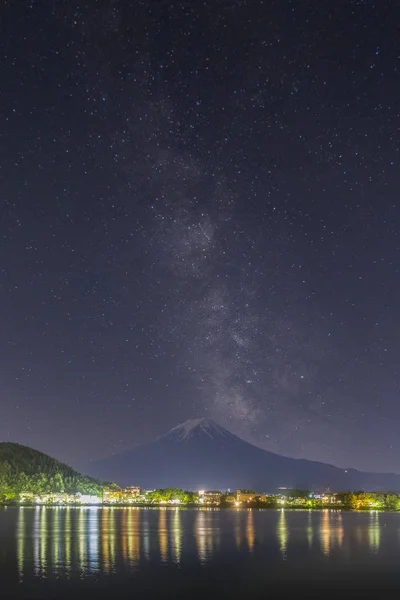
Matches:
[[16, 486, 400, 511]]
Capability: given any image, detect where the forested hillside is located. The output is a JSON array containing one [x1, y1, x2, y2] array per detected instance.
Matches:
[[0, 442, 106, 502]]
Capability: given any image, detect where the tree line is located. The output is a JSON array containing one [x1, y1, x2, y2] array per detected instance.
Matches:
[[0, 443, 105, 502]]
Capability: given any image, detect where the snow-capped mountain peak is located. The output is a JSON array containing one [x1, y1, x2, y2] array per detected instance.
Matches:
[[161, 417, 230, 441]]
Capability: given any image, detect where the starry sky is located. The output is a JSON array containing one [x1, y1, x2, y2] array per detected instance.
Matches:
[[1, 0, 399, 473]]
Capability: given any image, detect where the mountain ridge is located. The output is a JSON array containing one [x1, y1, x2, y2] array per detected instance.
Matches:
[[0, 442, 108, 501], [88, 418, 400, 492]]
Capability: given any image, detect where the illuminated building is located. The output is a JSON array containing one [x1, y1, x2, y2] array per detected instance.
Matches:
[[77, 493, 100, 504], [311, 492, 337, 504], [199, 490, 222, 505], [19, 492, 35, 503], [124, 486, 141, 500], [102, 488, 123, 504], [19, 492, 101, 505], [224, 494, 236, 504], [102, 486, 141, 504], [323, 494, 337, 504], [236, 490, 257, 503]]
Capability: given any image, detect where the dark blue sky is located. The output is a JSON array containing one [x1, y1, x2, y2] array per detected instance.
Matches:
[[1, 0, 399, 473]]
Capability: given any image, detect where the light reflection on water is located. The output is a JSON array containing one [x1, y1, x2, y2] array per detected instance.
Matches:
[[159, 508, 168, 563], [195, 509, 207, 563], [320, 510, 331, 556], [87, 507, 99, 572], [277, 509, 288, 558], [307, 511, 313, 548], [39, 506, 47, 575], [319, 510, 345, 557], [246, 509, 255, 552], [368, 511, 380, 553], [10, 507, 392, 582], [172, 507, 182, 564], [64, 508, 71, 574], [16, 506, 24, 580]]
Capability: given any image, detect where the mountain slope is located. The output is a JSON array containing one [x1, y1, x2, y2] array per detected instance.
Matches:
[[88, 418, 400, 492], [0, 442, 107, 501]]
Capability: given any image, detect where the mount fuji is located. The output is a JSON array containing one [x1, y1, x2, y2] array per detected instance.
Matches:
[[87, 418, 400, 492]]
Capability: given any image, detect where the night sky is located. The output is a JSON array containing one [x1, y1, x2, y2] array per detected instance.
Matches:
[[1, 0, 399, 473]]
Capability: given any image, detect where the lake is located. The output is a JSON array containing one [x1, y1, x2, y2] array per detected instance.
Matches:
[[1, 506, 400, 598]]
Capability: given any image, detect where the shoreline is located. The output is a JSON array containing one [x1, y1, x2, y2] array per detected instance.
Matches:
[[0, 503, 394, 512]]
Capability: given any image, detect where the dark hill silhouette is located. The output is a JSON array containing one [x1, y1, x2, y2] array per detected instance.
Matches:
[[88, 418, 400, 492], [0, 442, 107, 500]]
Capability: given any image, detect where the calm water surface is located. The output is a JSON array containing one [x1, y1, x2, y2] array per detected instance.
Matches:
[[1, 507, 400, 598]]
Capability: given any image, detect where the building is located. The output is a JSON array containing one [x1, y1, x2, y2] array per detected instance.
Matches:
[[123, 486, 141, 501], [311, 492, 337, 504], [103, 486, 141, 504], [103, 488, 123, 504], [224, 494, 236, 504], [320, 493, 336, 504], [236, 490, 256, 503], [19, 492, 101, 505], [198, 490, 222, 505], [19, 492, 35, 503]]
